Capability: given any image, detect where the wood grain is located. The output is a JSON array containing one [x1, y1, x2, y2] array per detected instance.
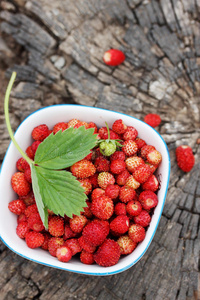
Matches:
[[0, 0, 200, 299]]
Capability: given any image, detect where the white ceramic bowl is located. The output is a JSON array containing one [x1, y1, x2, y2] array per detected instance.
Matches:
[[0, 105, 170, 276]]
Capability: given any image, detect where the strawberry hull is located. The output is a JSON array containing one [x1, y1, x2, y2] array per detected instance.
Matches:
[[0, 105, 170, 276]]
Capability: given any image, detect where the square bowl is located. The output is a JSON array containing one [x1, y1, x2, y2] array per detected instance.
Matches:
[[0, 105, 170, 276]]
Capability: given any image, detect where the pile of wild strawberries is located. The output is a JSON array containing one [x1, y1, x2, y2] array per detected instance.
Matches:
[[8, 118, 162, 267]]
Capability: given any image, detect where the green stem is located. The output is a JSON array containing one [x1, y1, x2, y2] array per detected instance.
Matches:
[[4, 72, 34, 166], [105, 122, 110, 140]]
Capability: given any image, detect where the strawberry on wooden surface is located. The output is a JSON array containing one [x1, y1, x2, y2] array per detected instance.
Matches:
[[103, 49, 125, 66], [144, 113, 161, 128], [176, 145, 195, 172]]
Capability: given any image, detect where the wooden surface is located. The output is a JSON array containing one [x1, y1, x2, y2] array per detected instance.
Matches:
[[0, 0, 200, 299]]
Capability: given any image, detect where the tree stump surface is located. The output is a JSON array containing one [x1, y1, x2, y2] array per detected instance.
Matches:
[[0, 0, 200, 299]]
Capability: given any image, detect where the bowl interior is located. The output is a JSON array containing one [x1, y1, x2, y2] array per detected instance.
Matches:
[[0, 105, 170, 275]]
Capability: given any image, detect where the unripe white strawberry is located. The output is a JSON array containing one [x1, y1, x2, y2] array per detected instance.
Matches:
[[125, 175, 140, 189], [98, 172, 115, 190], [125, 156, 144, 173]]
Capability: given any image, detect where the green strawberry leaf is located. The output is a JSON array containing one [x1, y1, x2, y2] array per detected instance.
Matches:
[[4, 72, 97, 229], [31, 164, 87, 228], [34, 126, 97, 170]]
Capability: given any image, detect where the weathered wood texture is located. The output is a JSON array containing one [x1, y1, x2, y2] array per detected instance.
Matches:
[[0, 0, 200, 299]]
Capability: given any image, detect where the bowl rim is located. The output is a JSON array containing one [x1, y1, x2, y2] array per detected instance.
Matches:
[[0, 104, 171, 276]]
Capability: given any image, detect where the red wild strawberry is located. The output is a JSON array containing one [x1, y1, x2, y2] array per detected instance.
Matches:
[[63, 224, 78, 240], [48, 209, 54, 216], [144, 113, 161, 128], [16, 157, 30, 172], [71, 159, 96, 179], [78, 178, 92, 195], [94, 219, 110, 237], [56, 246, 72, 262], [25, 231, 45, 249], [94, 156, 110, 172], [139, 190, 158, 210], [135, 137, 146, 150], [98, 127, 120, 140], [31, 140, 41, 156], [132, 164, 152, 184], [16, 221, 29, 239], [112, 119, 127, 134], [94, 239, 121, 267], [84, 151, 93, 161], [114, 202, 127, 216], [69, 215, 88, 233], [110, 130, 121, 140], [134, 210, 151, 227], [97, 172, 115, 190], [26, 145, 34, 160], [110, 151, 126, 161], [87, 122, 98, 133], [53, 122, 68, 134], [128, 224, 146, 243], [82, 219, 109, 246], [125, 175, 140, 190], [145, 162, 158, 173], [176, 145, 195, 172], [48, 215, 65, 237], [48, 237, 64, 257], [103, 49, 125, 66], [97, 128, 105, 140], [17, 213, 27, 224], [122, 140, 138, 156], [119, 185, 136, 203], [78, 236, 96, 253], [64, 215, 71, 223], [146, 149, 162, 165], [28, 212, 45, 232], [24, 204, 38, 218], [91, 188, 105, 201], [11, 172, 31, 197], [123, 126, 138, 141], [64, 238, 82, 255], [80, 250, 94, 264], [105, 184, 120, 200], [88, 173, 99, 188], [93, 147, 104, 159], [110, 215, 130, 235], [126, 200, 142, 217], [117, 235, 137, 255], [47, 130, 53, 136], [82, 200, 93, 218], [91, 195, 114, 220], [140, 145, 156, 160], [74, 121, 89, 129], [141, 174, 159, 192], [32, 124, 49, 141], [116, 170, 130, 186], [110, 159, 126, 174], [125, 156, 144, 173], [8, 199, 26, 215], [24, 168, 32, 183], [41, 232, 51, 250]]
